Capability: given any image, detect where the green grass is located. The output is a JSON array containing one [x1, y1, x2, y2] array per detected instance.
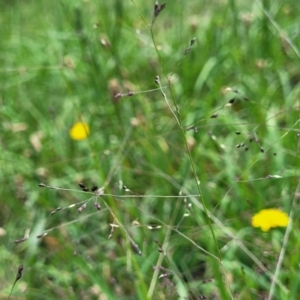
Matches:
[[1, 0, 300, 299]]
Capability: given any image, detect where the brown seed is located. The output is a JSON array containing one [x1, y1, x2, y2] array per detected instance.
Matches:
[[51, 207, 62, 215], [114, 93, 122, 99], [37, 233, 47, 239], [78, 203, 86, 213], [91, 186, 98, 192], [184, 48, 191, 55], [94, 202, 102, 211], [190, 37, 196, 46], [16, 265, 24, 281], [154, 2, 166, 17], [14, 237, 28, 244], [131, 242, 142, 256]]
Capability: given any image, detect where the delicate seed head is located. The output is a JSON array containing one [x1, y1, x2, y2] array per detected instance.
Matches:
[[51, 207, 62, 215], [158, 273, 169, 279], [78, 183, 85, 189], [114, 93, 122, 99], [223, 87, 233, 94], [15, 265, 24, 281], [91, 186, 98, 192], [154, 2, 166, 17], [131, 241, 142, 256], [78, 203, 86, 213], [94, 202, 102, 211], [190, 37, 196, 46], [185, 48, 190, 55], [95, 187, 104, 196], [154, 3, 160, 17], [123, 185, 130, 192], [37, 232, 48, 238], [14, 237, 28, 244]]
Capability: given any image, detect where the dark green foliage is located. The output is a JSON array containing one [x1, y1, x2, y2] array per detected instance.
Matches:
[[1, 1, 300, 299]]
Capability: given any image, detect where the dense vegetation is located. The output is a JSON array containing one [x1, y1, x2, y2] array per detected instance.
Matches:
[[1, 1, 300, 299]]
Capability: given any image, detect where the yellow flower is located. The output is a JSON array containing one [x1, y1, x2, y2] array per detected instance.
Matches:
[[69, 122, 90, 141], [251, 208, 289, 232]]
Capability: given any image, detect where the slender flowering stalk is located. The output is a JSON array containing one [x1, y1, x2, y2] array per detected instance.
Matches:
[[148, 6, 233, 299]]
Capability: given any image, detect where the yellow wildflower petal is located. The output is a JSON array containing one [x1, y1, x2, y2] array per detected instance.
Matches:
[[261, 224, 271, 232], [69, 122, 90, 141], [251, 208, 289, 232]]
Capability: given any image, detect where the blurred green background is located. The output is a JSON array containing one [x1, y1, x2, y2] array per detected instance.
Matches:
[[1, 0, 300, 299]]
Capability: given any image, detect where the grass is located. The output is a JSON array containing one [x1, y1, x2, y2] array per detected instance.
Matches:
[[1, 0, 300, 299]]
